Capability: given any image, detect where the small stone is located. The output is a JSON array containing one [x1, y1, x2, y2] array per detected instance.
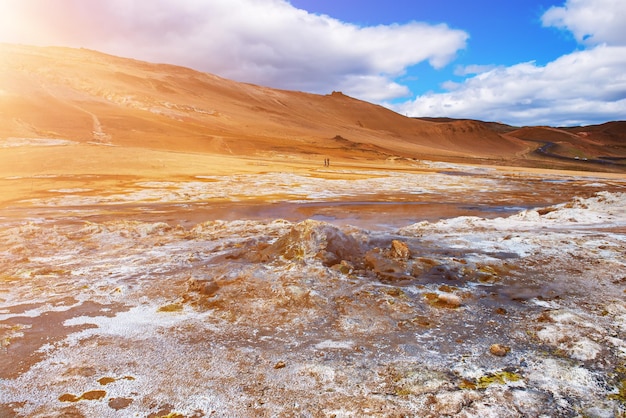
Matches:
[[273, 361, 286, 369], [436, 293, 462, 308], [59, 393, 79, 403], [157, 303, 183, 313], [80, 390, 107, 401], [187, 278, 219, 297], [390, 240, 410, 260], [97, 377, 116, 386], [489, 344, 511, 357], [332, 260, 354, 274]]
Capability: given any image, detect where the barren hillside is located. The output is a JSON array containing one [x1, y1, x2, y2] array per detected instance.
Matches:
[[4, 43, 623, 172]]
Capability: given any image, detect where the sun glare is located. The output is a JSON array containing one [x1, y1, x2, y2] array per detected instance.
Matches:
[[0, 2, 53, 46], [0, 3, 23, 43]]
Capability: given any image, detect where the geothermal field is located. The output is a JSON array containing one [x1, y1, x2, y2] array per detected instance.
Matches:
[[0, 44, 625, 417]]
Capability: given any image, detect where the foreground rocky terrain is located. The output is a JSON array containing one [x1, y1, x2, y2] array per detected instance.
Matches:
[[1, 164, 625, 417]]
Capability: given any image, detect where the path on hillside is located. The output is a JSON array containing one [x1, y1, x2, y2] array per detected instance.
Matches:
[[40, 82, 111, 144], [87, 111, 111, 144]]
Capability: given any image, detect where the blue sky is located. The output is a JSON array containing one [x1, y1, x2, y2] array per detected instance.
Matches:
[[290, 0, 578, 95], [1, 0, 625, 126]]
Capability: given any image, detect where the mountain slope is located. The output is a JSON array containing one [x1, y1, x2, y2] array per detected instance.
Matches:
[[0, 43, 624, 172], [503, 123, 626, 167], [0, 44, 524, 158]]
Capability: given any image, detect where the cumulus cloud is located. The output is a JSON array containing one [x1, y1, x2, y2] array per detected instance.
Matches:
[[0, 0, 467, 102], [541, 0, 626, 45], [395, 46, 626, 126], [397, 0, 626, 126]]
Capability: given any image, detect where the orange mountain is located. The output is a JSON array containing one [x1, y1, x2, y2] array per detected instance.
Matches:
[[0, 43, 624, 174]]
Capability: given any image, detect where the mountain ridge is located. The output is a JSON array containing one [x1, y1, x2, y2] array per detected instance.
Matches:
[[1, 43, 624, 172]]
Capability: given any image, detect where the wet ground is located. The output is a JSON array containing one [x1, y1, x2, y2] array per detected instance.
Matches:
[[0, 164, 625, 417], [2, 167, 623, 228]]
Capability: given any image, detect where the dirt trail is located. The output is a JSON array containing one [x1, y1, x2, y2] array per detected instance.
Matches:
[[39, 82, 111, 144], [88, 112, 111, 144]]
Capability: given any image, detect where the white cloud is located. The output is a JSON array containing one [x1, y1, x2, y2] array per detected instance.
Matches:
[[396, 0, 626, 125], [396, 45, 626, 126], [541, 0, 626, 46], [0, 0, 467, 102]]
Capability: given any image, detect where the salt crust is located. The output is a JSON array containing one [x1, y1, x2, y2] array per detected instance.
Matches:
[[23, 170, 501, 207], [1, 192, 625, 416]]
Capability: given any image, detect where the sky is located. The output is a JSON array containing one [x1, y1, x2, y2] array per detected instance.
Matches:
[[0, 0, 625, 126]]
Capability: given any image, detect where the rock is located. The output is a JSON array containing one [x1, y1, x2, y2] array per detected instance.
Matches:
[[186, 278, 219, 297], [332, 260, 354, 274], [489, 344, 511, 357], [438, 293, 462, 308], [390, 240, 410, 260], [274, 361, 286, 369], [364, 248, 410, 282], [108, 397, 133, 411]]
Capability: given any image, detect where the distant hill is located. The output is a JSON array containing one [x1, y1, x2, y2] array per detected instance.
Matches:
[[0, 44, 624, 172]]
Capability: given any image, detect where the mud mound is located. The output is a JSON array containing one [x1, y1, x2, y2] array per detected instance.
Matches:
[[262, 219, 364, 267]]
